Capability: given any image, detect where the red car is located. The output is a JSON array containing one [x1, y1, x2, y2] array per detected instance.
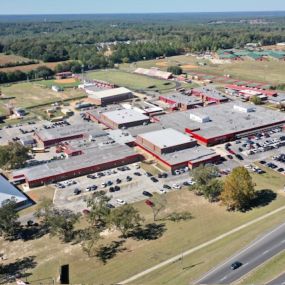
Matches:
[[145, 200, 154, 207]]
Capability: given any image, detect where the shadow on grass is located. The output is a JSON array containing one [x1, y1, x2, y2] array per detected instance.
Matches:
[[128, 223, 166, 241], [16, 224, 48, 242], [250, 189, 277, 209], [0, 256, 37, 284], [96, 240, 126, 264]]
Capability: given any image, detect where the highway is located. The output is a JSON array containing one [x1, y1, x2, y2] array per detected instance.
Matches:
[[267, 272, 285, 285], [196, 222, 285, 285]]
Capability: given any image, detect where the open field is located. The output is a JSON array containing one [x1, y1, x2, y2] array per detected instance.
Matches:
[[0, 62, 63, 73], [0, 53, 32, 66], [238, 250, 285, 285], [121, 55, 285, 85], [87, 69, 177, 92], [195, 59, 285, 85], [0, 81, 86, 116], [1, 169, 285, 284], [120, 55, 199, 71]]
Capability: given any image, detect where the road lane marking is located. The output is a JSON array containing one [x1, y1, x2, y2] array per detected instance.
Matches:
[[220, 276, 228, 282], [262, 250, 269, 255]]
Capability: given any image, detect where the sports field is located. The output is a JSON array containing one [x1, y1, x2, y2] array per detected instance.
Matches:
[[38, 78, 80, 88], [1, 169, 284, 285], [87, 69, 177, 92]]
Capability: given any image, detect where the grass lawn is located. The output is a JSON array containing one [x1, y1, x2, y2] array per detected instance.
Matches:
[[0, 82, 86, 113], [38, 79, 80, 89], [1, 169, 285, 284], [86, 69, 176, 92], [238, 251, 285, 285]]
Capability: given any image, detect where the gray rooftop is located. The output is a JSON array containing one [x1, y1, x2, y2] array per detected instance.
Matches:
[[102, 109, 149, 125], [36, 124, 106, 141], [128, 123, 164, 137], [161, 145, 217, 165], [138, 128, 196, 148], [161, 93, 203, 105], [13, 143, 137, 182], [193, 86, 228, 100], [0, 175, 29, 206], [157, 102, 285, 139]]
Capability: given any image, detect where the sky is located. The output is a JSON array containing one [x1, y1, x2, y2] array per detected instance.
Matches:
[[0, 0, 285, 15]]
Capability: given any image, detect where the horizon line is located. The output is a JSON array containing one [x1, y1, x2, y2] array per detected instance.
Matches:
[[0, 10, 284, 16]]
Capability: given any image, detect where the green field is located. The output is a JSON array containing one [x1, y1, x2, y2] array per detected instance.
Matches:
[[1, 169, 285, 285], [0, 81, 86, 116], [86, 69, 177, 92], [38, 79, 80, 89]]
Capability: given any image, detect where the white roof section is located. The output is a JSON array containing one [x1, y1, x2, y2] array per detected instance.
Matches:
[[0, 175, 28, 206], [139, 128, 195, 148], [88, 87, 132, 99], [103, 109, 149, 125], [134, 68, 172, 79]]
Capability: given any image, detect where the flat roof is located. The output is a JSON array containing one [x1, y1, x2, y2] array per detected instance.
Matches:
[[157, 102, 285, 139], [13, 143, 137, 182], [102, 109, 149, 125], [161, 145, 218, 165], [88, 87, 132, 99], [193, 86, 227, 100], [161, 93, 203, 105], [36, 124, 106, 141], [138, 128, 196, 148], [0, 175, 28, 206]]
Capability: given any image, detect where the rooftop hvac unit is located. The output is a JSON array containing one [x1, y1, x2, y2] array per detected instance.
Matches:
[[233, 104, 255, 113]]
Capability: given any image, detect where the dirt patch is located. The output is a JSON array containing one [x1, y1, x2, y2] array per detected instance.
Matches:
[[181, 64, 199, 69], [54, 78, 77, 84], [156, 61, 169, 67]]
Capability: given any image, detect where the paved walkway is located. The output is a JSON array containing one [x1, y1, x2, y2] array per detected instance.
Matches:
[[119, 205, 285, 284]]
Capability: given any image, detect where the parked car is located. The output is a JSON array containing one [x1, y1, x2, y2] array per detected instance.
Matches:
[[163, 184, 171, 189], [116, 199, 126, 205], [159, 189, 167, 194], [172, 184, 181, 190], [145, 200, 154, 207], [73, 188, 81, 195], [142, 191, 153, 197], [134, 172, 142, 176], [150, 177, 159, 183]]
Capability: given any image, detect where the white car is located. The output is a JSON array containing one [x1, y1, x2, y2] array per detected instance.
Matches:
[[172, 184, 181, 190], [159, 189, 167, 194], [116, 199, 126, 205], [174, 170, 181, 175]]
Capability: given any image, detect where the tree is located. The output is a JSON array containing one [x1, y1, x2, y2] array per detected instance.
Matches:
[[250, 95, 262, 105], [35, 66, 54, 80], [203, 179, 224, 202], [35, 198, 80, 242], [167, 66, 183, 75], [191, 165, 219, 195], [85, 192, 111, 229], [150, 195, 167, 222], [0, 198, 20, 239], [110, 205, 143, 238], [81, 227, 101, 258], [0, 142, 30, 170], [221, 167, 256, 211], [166, 211, 193, 222]]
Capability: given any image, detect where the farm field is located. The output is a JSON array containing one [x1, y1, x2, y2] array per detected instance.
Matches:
[[1, 170, 285, 285], [0, 81, 86, 116], [0, 53, 32, 66], [86, 69, 177, 92]]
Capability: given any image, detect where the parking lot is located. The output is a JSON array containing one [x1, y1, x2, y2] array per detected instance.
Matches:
[[52, 161, 203, 212]]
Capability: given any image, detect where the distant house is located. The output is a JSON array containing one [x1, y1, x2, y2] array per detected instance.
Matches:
[[55, 72, 73, 80]]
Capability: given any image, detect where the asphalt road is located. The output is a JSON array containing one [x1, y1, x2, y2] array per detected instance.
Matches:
[[267, 271, 285, 285], [196, 222, 285, 285]]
